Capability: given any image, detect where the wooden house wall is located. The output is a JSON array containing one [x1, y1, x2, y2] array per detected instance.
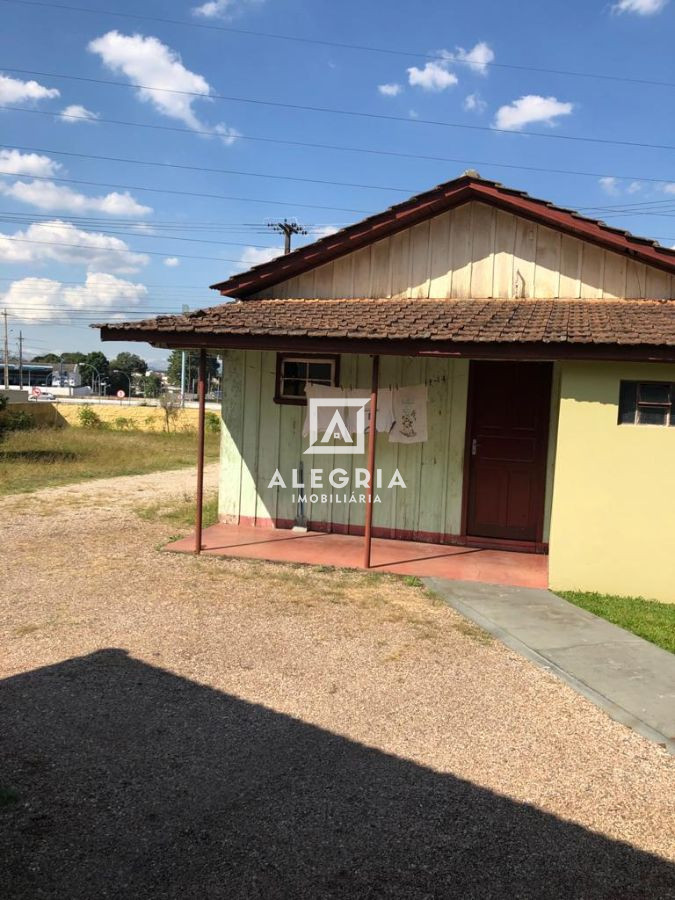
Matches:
[[219, 350, 561, 542], [251, 202, 675, 301]]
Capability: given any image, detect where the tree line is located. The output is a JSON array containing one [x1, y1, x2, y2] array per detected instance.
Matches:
[[30, 350, 220, 397]]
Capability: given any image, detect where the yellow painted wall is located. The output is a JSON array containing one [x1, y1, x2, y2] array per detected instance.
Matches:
[[8, 402, 201, 432], [549, 361, 675, 603]]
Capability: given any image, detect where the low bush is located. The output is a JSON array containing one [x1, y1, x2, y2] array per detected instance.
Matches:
[[0, 409, 35, 433], [77, 406, 105, 429], [205, 411, 221, 434]]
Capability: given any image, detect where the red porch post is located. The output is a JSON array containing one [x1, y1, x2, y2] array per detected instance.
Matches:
[[363, 354, 380, 569], [195, 348, 207, 555]]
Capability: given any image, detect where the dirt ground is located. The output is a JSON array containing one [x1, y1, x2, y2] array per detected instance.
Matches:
[[1, 467, 674, 899]]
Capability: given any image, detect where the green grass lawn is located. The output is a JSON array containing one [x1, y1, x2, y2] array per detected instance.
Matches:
[[0, 427, 220, 496], [558, 591, 675, 655]]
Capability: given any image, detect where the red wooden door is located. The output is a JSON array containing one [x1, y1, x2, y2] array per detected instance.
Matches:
[[465, 361, 552, 543]]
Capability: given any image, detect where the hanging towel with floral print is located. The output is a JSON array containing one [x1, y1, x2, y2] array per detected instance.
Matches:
[[389, 384, 428, 443]]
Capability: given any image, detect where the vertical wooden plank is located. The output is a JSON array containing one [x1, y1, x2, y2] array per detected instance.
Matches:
[[492, 210, 516, 299], [418, 356, 449, 536], [328, 353, 358, 533], [533, 225, 561, 298], [346, 354, 371, 534], [445, 359, 469, 535], [625, 260, 647, 298], [559, 236, 582, 298], [601, 250, 627, 299], [351, 246, 372, 297], [512, 216, 537, 298], [313, 261, 335, 298], [218, 349, 245, 523], [470, 203, 496, 298], [449, 203, 473, 298], [370, 236, 392, 297], [408, 220, 432, 298], [238, 351, 263, 521], [428, 211, 452, 297], [373, 354, 401, 535], [646, 266, 670, 298], [580, 243, 604, 298], [393, 356, 425, 535], [332, 253, 354, 298], [255, 351, 281, 523], [296, 267, 316, 299], [390, 229, 411, 299], [276, 402, 304, 525]]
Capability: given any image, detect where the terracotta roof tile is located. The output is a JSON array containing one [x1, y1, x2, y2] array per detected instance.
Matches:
[[97, 298, 675, 347]]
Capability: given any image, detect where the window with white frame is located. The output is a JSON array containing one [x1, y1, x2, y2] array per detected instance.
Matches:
[[275, 354, 340, 404]]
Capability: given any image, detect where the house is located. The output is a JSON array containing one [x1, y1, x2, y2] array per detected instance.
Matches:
[[98, 174, 675, 602]]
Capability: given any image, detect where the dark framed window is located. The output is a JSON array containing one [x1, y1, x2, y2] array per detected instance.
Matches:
[[274, 353, 340, 405], [618, 381, 675, 427]]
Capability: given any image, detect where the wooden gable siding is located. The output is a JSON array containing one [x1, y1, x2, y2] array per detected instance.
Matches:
[[251, 202, 675, 301]]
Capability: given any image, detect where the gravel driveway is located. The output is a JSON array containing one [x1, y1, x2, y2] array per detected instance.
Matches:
[[1, 468, 674, 898]]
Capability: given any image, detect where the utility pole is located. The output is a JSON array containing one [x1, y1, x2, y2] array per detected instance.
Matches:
[[268, 219, 308, 255], [2, 309, 9, 391], [18, 330, 23, 389]]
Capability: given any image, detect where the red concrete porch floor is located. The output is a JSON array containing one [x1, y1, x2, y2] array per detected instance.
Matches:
[[167, 524, 548, 589]]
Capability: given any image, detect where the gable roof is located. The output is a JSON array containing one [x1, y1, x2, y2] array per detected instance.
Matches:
[[211, 174, 675, 298]]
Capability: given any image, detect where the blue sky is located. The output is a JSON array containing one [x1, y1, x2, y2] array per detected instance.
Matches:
[[1, 0, 674, 367]]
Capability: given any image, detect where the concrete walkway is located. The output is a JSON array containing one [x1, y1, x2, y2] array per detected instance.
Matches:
[[425, 578, 675, 755]]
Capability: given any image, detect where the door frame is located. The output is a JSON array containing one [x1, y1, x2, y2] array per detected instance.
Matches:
[[459, 360, 553, 555]]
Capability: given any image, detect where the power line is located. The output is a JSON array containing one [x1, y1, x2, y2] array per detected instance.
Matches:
[[1, 143, 416, 195], [0, 234, 251, 263], [0, 169, 371, 214], [0, 217, 286, 251], [3, 66, 675, 153], [6, 104, 675, 190], [2, 0, 674, 90], [5, 143, 675, 208]]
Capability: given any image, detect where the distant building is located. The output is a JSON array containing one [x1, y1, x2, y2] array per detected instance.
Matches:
[[50, 363, 82, 388], [1, 361, 53, 387]]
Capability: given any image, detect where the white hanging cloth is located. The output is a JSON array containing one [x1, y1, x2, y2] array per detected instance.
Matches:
[[302, 384, 346, 436], [389, 384, 428, 443]]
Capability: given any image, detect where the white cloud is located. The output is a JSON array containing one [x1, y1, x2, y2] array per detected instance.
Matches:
[[661, 182, 675, 195], [0, 73, 59, 106], [312, 225, 340, 240], [445, 42, 495, 75], [163, 256, 180, 267], [2, 273, 147, 321], [627, 181, 643, 193], [88, 31, 238, 143], [599, 176, 620, 195], [494, 95, 574, 130], [239, 245, 283, 267], [378, 83, 402, 97], [463, 92, 486, 113], [612, 0, 668, 14], [58, 104, 99, 123], [407, 60, 458, 92], [0, 220, 148, 273], [193, 0, 263, 17], [0, 149, 61, 177], [0, 179, 152, 217]]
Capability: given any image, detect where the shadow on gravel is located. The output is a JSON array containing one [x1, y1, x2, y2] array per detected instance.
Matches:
[[2, 649, 674, 899]]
